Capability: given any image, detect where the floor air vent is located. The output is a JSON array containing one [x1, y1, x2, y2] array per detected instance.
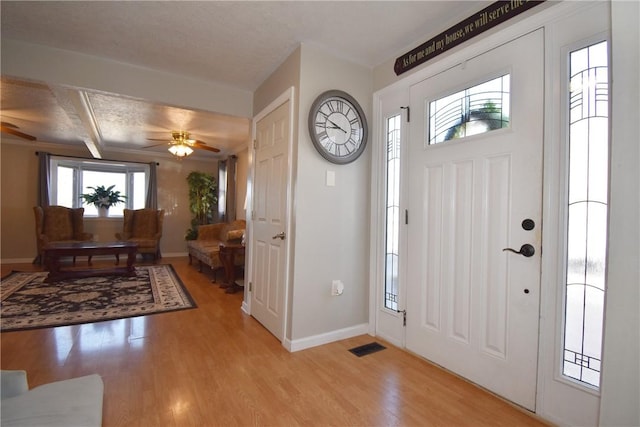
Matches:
[[348, 342, 386, 357]]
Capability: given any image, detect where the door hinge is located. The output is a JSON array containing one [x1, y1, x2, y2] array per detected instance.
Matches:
[[396, 309, 407, 326], [405, 209, 409, 225], [400, 106, 410, 122], [251, 210, 256, 220], [249, 281, 252, 292]]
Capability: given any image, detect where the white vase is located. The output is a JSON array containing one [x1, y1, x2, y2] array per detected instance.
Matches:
[[98, 207, 109, 218]]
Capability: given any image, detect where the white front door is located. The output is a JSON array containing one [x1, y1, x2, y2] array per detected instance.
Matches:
[[250, 99, 290, 341], [406, 29, 543, 410]]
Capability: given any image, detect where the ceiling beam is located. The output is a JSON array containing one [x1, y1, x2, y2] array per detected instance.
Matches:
[[49, 87, 104, 158], [66, 90, 104, 159]]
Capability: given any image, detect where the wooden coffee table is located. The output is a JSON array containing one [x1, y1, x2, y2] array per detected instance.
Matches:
[[42, 241, 138, 283]]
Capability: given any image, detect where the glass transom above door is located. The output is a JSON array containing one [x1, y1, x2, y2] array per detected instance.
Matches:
[[428, 74, 510, 145]]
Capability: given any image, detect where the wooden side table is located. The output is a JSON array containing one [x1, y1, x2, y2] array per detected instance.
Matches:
[[218, 242, 245, 294]]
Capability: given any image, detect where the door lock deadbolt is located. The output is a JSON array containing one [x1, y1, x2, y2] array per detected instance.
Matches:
[[521, 219, 535, 231]]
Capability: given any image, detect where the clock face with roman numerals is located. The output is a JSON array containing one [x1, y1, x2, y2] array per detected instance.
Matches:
[[308, 90, 368, 164]]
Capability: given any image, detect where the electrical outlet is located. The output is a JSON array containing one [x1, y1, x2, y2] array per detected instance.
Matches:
[[331, 280, 344, 296]]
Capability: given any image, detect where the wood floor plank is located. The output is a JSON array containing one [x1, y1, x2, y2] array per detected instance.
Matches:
[[1, 257, 550, 426]]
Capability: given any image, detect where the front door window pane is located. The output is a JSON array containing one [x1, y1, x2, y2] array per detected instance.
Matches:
[[429, 74, 510, 145]]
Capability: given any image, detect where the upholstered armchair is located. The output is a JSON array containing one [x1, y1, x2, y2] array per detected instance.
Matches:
[[115, 209, 165, 262], [33, 206, 93, 264]]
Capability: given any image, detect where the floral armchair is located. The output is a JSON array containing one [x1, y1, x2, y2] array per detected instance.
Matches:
[[115, 209, 165, 262], [33, 206, 93, 264]]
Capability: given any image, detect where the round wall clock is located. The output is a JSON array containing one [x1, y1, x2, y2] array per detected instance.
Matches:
[[308, 90, 368, 165]]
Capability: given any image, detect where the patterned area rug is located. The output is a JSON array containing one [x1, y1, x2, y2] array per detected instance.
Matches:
[[0, 265, 196, 332]]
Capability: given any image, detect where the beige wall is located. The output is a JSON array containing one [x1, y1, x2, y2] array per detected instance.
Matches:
[[253, 46, 301, 116], [0, 143, 39, 261], [234, 147, 249, 220], [0, 140, 232, 262], [290, 44, 372, 341], [253, 43, 372, 344]]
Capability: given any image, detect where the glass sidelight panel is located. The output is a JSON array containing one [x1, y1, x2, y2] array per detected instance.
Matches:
[[563, 40, 608, 388], [384, 114, 401, 311]]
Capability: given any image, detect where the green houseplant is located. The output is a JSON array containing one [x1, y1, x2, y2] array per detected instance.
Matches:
[[80, 185, 127, 216], [185, 171, 217, 240]]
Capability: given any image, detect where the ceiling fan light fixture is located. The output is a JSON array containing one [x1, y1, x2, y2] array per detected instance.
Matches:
[[168, 143, 193, 157]]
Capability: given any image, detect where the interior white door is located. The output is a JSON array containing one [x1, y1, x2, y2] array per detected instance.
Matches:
[[406, 30, 543, 410], [250, 100, 290, 341]]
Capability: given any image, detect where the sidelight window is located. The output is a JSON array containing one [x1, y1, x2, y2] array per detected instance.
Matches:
[[562, 40, 608, 388], [384, 114, 401, 311]]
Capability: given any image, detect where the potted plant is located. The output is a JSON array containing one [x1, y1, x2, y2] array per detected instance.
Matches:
[[185, 171, 217, 239], [80, 185, 127, 217]]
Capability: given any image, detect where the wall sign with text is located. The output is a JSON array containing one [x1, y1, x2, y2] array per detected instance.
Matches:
[[394, 0, 545, 76]]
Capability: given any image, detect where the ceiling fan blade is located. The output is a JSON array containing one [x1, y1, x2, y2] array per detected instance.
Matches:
[[0, 124, 36, 141], [147, 138, 171, 142], [192, 140, 220, 152], [142, 142, 170, 149], [193, 144, 220, 153], [1, 122, 19, 129]]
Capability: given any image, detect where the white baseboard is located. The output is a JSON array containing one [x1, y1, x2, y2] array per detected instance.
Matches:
[[284, 323, 370, 352]]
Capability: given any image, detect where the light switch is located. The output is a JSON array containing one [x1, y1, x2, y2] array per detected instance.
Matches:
[[326, 170, 335, 187]]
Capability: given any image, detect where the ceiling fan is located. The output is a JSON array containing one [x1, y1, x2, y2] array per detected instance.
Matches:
[[146, 130, 220, 157], [0, 122, 36, 141]]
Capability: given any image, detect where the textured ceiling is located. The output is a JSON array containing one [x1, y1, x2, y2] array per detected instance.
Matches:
[[0, 1, 486, 158]]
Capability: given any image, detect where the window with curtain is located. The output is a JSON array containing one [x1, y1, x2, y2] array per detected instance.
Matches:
[[49, 156, 150, 217]]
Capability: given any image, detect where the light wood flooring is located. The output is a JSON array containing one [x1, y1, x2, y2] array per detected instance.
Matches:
[[1, 257, 549, 426]]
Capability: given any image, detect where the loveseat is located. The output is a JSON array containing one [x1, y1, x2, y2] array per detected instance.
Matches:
[[187, 220, 246, 279], [1, 370, 104, 426]]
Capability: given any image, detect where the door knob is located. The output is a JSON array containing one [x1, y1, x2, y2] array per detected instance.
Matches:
[[272, 232, 286, 240], [502, 244, 535, 257]]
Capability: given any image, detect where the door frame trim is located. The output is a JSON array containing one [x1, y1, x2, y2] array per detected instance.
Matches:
[[371, 1, 572, 343], [245, 86, 296, 348], [370, 1, 600, 423]]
